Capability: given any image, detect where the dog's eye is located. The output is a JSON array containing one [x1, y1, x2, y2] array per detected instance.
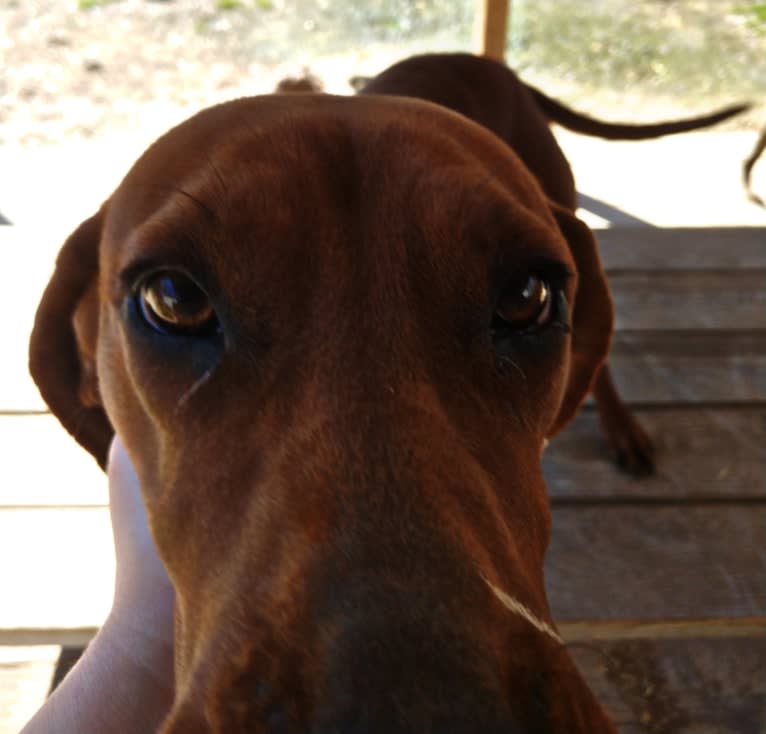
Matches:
[[137, 271, 218, 336], [493, 275, 553, 333]]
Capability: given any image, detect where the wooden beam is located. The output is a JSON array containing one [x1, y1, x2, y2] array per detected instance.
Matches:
[[476, 0, 510, 61]]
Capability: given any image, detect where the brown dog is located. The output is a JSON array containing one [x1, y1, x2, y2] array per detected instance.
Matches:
[[359, 52, 750, 475], [31, 94, 616, 732]]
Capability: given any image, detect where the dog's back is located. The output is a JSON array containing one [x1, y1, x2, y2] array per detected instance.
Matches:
[[360, 52, 749, 211], [360, 53, 577, 208]]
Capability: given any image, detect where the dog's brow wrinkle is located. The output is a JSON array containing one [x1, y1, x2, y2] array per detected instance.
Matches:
[[481, 576, 563, 644], [131, 181, 218, 222], [172, 187, 217, 222], [205, 151, 229, 203]]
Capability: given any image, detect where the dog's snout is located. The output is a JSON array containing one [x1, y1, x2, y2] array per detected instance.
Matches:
[[314, 717, 521, 734], [318, 727, 521, 734], [312, 614, 519, 734]]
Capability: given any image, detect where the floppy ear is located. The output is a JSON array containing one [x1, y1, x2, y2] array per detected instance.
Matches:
[[28, 205, 114, 469], [547, 204, 613, 435]]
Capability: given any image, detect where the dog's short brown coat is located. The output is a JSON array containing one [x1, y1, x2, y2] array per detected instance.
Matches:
[[31, 94, 617, 732]]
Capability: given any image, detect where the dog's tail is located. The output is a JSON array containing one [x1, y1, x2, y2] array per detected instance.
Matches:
[[743, 124, 766, 208], [527, 85, 750, 140]]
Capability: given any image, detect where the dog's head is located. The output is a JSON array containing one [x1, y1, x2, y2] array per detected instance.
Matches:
[[30, 95, 614, 733]]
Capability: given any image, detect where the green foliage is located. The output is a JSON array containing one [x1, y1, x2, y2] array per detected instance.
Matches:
[[740, 1, 766, 30], [77, 0, 115, 9], [508, 0, 766, 100]]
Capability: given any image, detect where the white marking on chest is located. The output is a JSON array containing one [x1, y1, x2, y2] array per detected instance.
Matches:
[[482, 577, 563, 644]]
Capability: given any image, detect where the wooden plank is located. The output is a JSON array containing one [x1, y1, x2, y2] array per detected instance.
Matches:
[[1, 640, 763, 734], [2, 504, 763, 629], [571, 637, 766, 734], [3, 640, 764, 734], [0, 629, 96, 647], [607, 331, 765, 404], [9, 328, 766, 414], [0, 646, 58, 734], [0, 414, 105, 507], [610, 270, 766, 330], [12, 618, 756, 647], [0, 508, 113, 631], [0, 227, 53, 413], [545, 407, 766, 500], [9, 234, 764, 412], [0, 373, 44, 413], [476, 0, 509, 60], [2, 640, 763, 734], [596, 226, 766, 270], [560, 617, 766, 641], [8, 348, 763, 511], [49, 646, 85, 694], [546, 505, 766, 621]]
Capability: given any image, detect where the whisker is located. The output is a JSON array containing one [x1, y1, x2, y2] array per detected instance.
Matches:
[[176, 365, 217, 410], [481, 575, 563, 644], [500, 356, 527, 381]]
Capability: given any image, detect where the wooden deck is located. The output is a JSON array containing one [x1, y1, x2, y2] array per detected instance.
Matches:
[[1, 213, 764, 729], [548, 226, 766, 732]]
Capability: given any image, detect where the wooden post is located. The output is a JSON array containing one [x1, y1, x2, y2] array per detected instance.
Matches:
[[476, 0, 510, 61]]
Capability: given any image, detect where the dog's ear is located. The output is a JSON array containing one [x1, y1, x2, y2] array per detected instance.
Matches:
[[29, 205, 114, 469], [547, 204, 613, 436]]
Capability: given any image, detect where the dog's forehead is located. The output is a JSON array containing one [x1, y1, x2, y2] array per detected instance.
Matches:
[[111, 94, 551, 218], [130, 93, 505, 163], [100, 93, 574, 308]]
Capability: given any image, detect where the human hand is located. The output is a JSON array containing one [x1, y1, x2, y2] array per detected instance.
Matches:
[[106, 436, 175, 667], [21, 437, 175, 733]]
